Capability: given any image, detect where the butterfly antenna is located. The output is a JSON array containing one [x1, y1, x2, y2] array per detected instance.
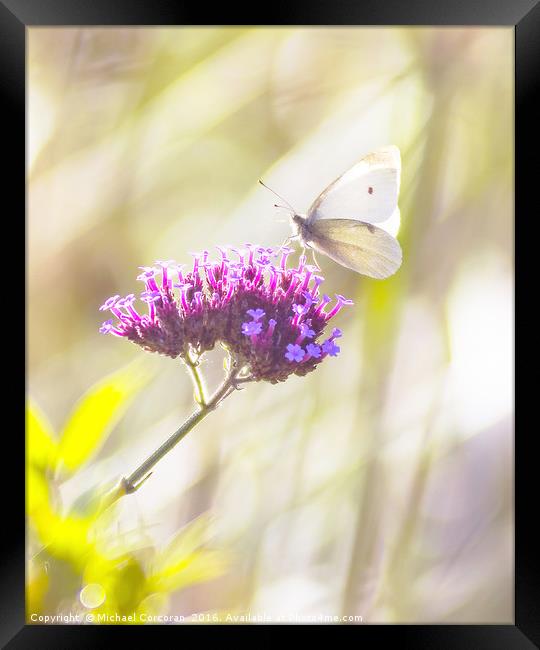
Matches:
[[273, 203, 291, 211], [258, 179, 296, 213]]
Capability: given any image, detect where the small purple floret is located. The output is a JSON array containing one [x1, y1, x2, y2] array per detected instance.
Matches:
[[242, 321, 263, 336], [322, 340, 340, 357], [140, 290, 161, 303], [306, 343, 321, 359], [99, 295, 120, 311], [99, 319, 114, 334], [300, 323, 315, 339], [285, 344, 305, 363], [247, 308, 265, 321]]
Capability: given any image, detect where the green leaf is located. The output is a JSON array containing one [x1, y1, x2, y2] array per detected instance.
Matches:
[[150, 514, 229, 593], [58, 360, 152, 474], [27, 465, 51, 516], [27, 399, 58, 471], [159, 513, 214, 564], [151, 549, 228, 593]]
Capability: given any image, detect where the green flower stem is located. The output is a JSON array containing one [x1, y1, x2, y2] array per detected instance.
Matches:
[[184, 352, 208, 406], [101, 358, 251, 511]]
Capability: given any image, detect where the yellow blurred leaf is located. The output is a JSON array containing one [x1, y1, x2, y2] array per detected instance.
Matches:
[[58, 360, 152, 474], [26, 558, 49, 617], [150, 514, 228, 593], [151, 549, 228, 593], [27, 399, 58, 471], [83, 553, 153, 618], [156, 513, 214, 569], [32, 508, 96, 570], [27, 465, 51, 517], [114, 558, 148, 613], [137, 592, 169, 618]]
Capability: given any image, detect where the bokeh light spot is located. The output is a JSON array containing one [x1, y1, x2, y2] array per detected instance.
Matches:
[[80, 583, 106, 609]]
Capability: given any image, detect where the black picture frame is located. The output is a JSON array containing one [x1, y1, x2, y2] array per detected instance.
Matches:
[[7, 0, 536, 646]]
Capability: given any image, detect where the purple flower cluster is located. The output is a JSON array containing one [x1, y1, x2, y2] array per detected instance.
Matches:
[[99, 246, 353, 383]]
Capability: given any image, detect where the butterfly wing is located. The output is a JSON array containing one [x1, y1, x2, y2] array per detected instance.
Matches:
[[307, 145, 401, 225], [303, 218, 402, 279]]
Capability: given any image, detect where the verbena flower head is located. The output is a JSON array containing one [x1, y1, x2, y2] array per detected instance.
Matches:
[[99, 245, 353, 383]]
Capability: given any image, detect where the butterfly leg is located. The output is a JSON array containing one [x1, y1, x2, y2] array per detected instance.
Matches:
[[301, 241, 321, 270], [310, 248, 321, 270], [279, 234, 299, 250]]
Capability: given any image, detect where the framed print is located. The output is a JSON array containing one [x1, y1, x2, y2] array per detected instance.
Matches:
[[3, 0, 537, 646]]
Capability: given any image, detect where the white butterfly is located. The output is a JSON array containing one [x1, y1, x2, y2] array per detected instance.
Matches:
[[265, 146, 403, 279]]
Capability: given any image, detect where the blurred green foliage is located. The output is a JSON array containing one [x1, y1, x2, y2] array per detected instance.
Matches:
[[27, 363, 228, 621], [28, 27, 513, 623]]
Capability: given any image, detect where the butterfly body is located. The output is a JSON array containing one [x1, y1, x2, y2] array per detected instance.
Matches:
[[288, 145, 403, 279]]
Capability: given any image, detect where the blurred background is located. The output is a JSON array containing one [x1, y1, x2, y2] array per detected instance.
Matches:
[[27, 27, 513, 623]]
